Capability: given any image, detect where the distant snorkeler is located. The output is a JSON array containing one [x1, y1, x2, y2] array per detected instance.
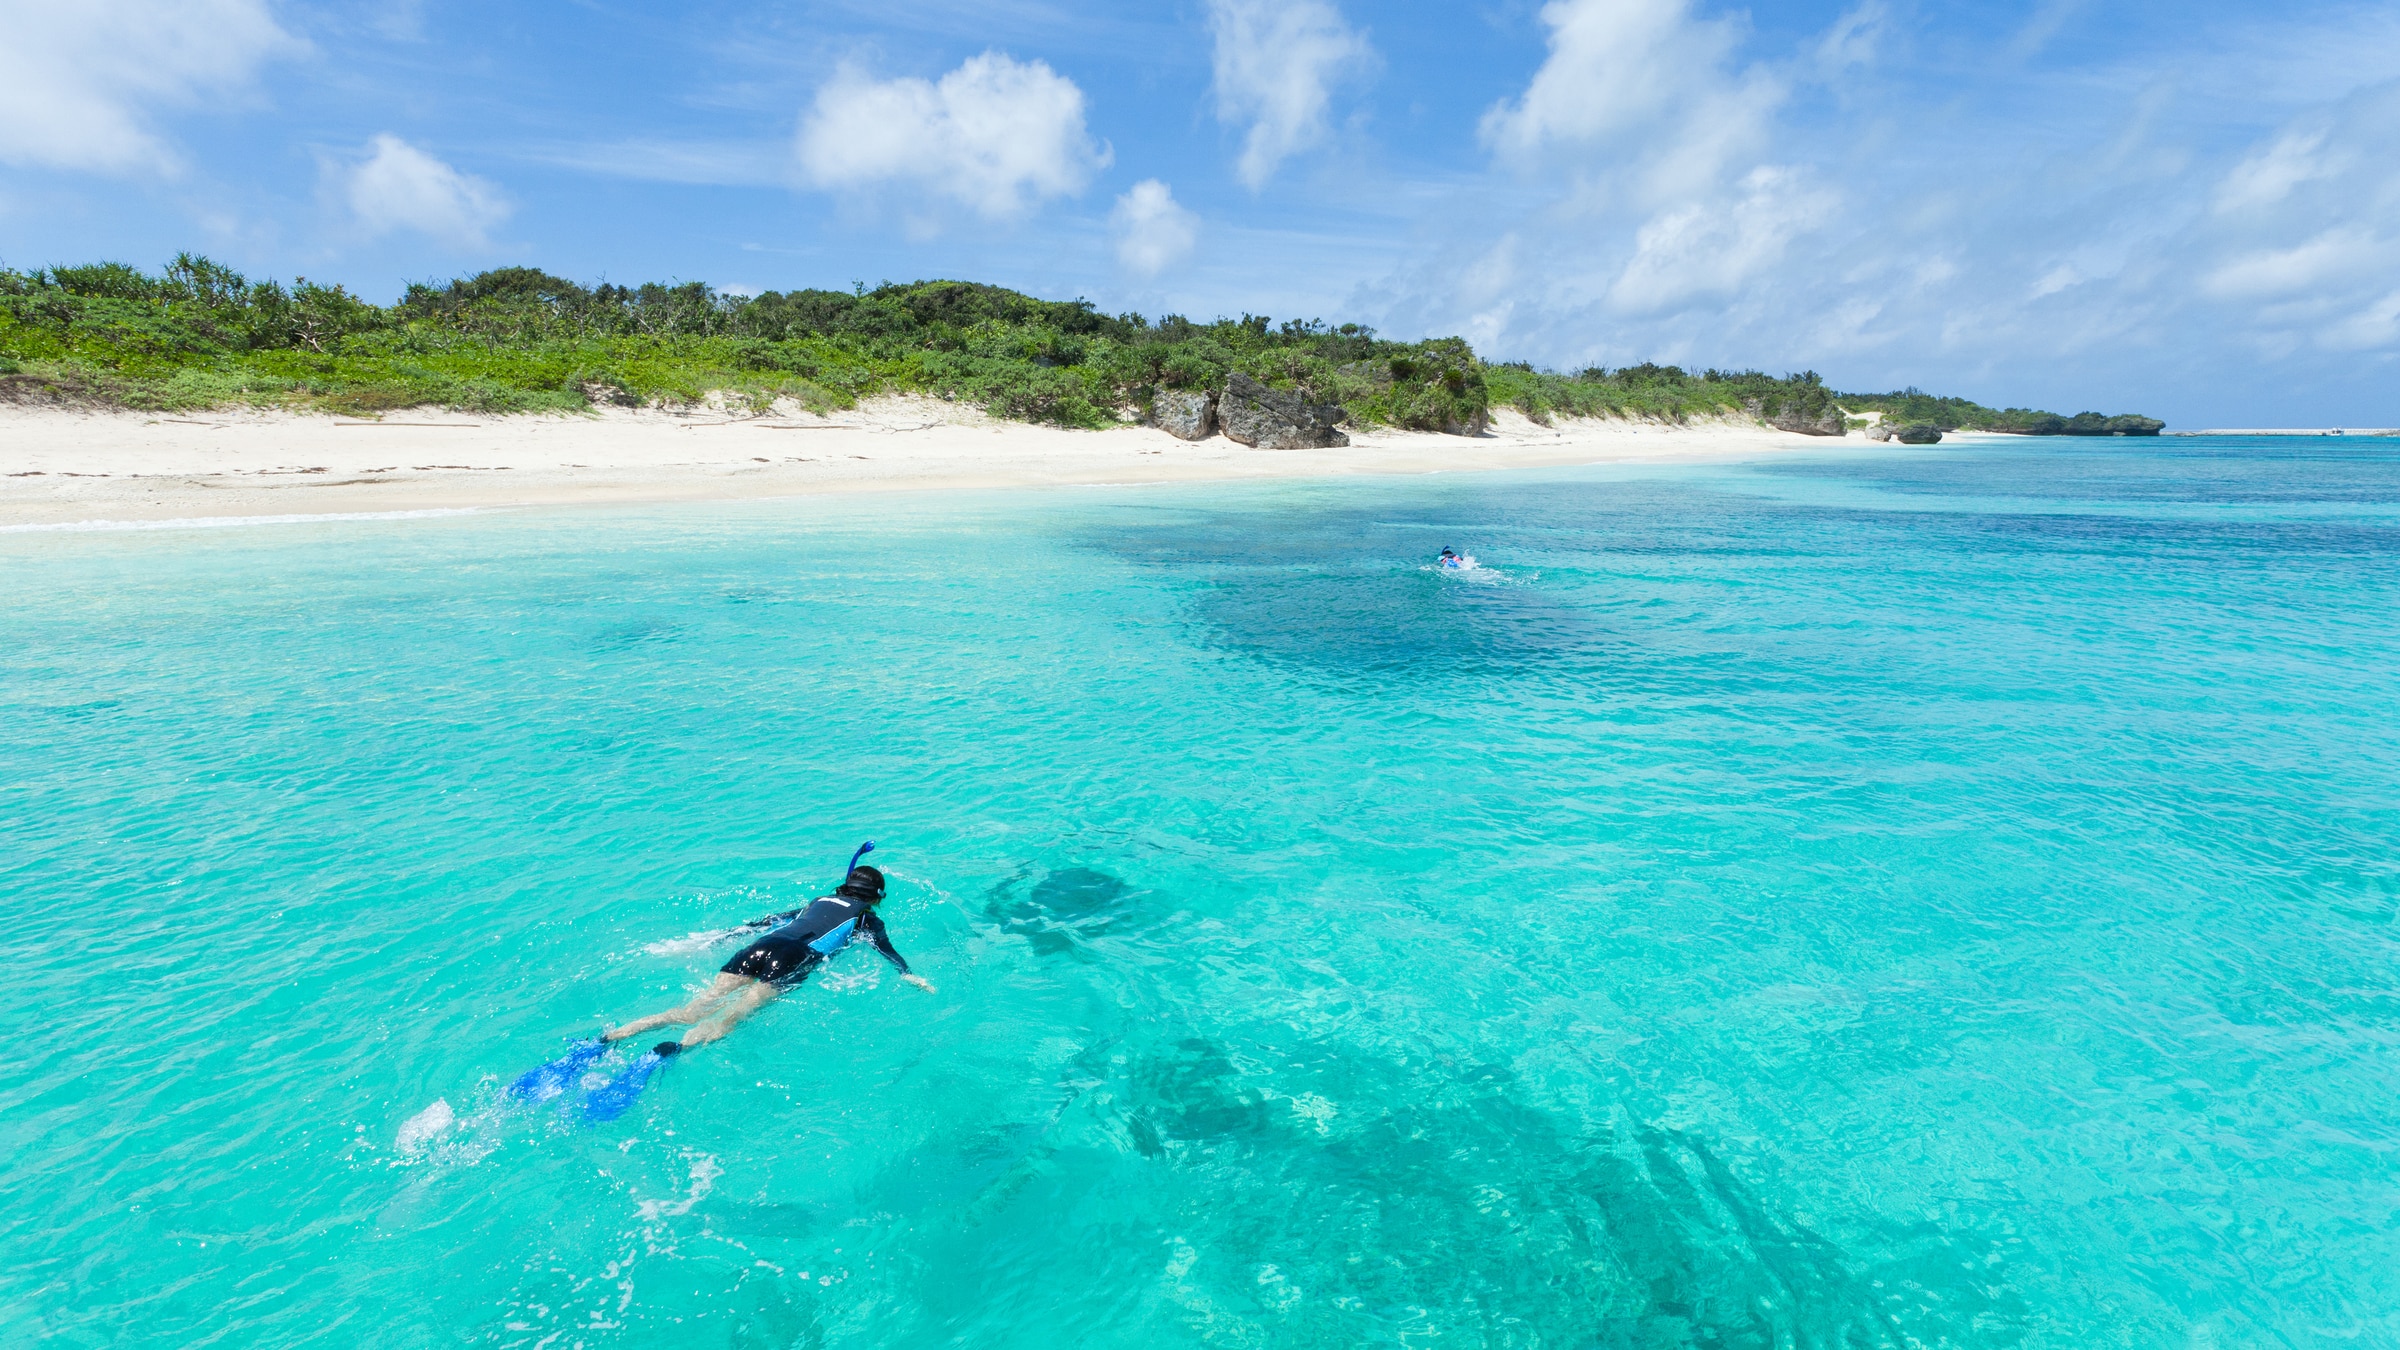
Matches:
[[1439, 546, 1470, 569], [602, 863, 936, 1058]]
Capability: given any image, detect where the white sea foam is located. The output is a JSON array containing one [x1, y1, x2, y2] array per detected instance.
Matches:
[[395, 1099, 456, 1154], [1424, 558, 1521, 585], [819, 964, 883, 993], [642, 927, 742, 957], [636, 1154, 721, 1220], [0, 508, 488, 534]]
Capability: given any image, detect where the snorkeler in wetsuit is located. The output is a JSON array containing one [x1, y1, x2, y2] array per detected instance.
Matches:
[[1439, 547, 1464, 568], [601, 865, 935, 1055]]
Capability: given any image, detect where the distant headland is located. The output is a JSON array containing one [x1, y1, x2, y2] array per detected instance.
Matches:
[[0, 255, 2162, 441]]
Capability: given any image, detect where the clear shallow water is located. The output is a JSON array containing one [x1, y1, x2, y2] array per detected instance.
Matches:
[[4, 436, 2397, 1349]]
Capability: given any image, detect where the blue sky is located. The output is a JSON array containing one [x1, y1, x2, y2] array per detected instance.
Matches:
[[4, 0, 2397, 426]]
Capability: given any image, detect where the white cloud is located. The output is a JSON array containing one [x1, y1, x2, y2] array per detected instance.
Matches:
[[1429, 0, 1823, 329], [1817, 1, 1885, 69], [795, 52, 1107, 219], [2323, 289, 2400, 351], [1207, 0, 1373, 189], [2201, 227, 2385, 300], [2030, 264, 2082, 298], [1352, 3, 2400, 427], [343, 135, 511, 247], [1480, 0, 1779, 204], [1483, 0, 1719, 157], [1456, 236, 1523, 351], [2214, 130, 2332, 213], [1112, 180, 1199, 275], [0, 0, 300, 174], [1609, 166, 1836, 313]]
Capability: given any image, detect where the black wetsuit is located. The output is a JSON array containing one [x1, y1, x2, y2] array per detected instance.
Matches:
[[721, 895, 911, 987]]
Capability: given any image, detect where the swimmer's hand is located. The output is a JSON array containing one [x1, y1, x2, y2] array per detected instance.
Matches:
[[903, 973, 938, 994]]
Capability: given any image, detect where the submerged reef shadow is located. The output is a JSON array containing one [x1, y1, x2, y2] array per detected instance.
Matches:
[[585, 617, 686, 652], [866, 1007, 2035, 1346], [1071, 494, 1614, 678], [982, 865, 1157, 961]]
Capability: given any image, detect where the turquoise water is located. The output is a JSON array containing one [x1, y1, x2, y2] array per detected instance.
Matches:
[[5, 437, 2398, 1348]]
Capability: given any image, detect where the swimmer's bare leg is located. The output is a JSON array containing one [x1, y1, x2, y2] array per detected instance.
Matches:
[[604, 973, 752, 1041], [677, 978, 784, 1049]]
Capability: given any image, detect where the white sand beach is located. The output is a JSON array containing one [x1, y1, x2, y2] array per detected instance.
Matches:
[[0, 397, 1851, 528]]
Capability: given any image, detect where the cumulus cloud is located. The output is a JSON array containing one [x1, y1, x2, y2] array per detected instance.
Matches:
[[1483, 0, 1716, 156], [2170, 79, 2400, 362], [0, 0, 300, 174], [1480, 0, 1777, 200], [342, 135, 510, 247], [1207, 0, 1373, 189], [1609, 167, 1837, 313], [1402, 0, 1822, 338], [1349, 2, 2400, 425], [1336, 1, 2400, 429], [796, 52, 1107, 219], [1112, 180, 1199, 275]]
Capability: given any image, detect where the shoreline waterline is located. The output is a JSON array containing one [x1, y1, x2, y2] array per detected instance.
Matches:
[[0, 399, 1867, 528]]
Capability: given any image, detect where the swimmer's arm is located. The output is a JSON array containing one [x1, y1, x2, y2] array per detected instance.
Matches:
[[862, 913, 936, 993]]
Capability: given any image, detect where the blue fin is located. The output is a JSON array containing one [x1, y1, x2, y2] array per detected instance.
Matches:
[[581, 1051, 666, 1124], [508, 1038, 607, 1102]]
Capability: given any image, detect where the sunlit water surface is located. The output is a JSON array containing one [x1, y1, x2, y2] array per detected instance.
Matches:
[[5, 436, 2398, 1348]]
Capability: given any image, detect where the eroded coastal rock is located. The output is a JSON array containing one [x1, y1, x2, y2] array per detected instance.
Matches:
[[1152, 389, 1216, 440], [1219, 372, 1349, 449], [2023, 412, 2166, 436], [1866, 420, 1943, 444]]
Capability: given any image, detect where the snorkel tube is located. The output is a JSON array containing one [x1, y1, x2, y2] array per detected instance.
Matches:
[[844, 840, 876, 883]]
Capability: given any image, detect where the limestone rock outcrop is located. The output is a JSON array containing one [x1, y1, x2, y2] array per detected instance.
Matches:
[[1219, 372, 1349, 449], [2022, 412, 2166, 436], [1893, 422, 1943, 444], [1152, 388, 1216, 440], [1744, 397, 1845, 436]]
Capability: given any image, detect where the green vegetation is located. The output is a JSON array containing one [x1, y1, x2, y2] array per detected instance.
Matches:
[[1485, 362, 1845, 429], [0, 255, 2154, 433], [1839, 386, 2165, 436]]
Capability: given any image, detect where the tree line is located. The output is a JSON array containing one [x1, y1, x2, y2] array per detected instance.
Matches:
[[0, 256, 2156, 434]]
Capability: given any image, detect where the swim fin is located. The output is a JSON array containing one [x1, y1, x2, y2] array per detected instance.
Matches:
[[581, 1046, 674, 1124], [507, 1038, 608, 1103]]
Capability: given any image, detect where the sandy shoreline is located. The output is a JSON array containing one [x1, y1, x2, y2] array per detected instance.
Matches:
[[0, 397, 1856, 528]]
